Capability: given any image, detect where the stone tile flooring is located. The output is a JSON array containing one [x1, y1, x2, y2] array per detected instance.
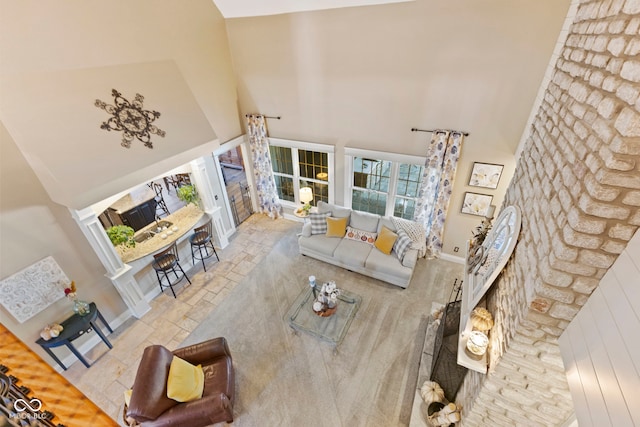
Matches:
[[61, 214, 295, 425]]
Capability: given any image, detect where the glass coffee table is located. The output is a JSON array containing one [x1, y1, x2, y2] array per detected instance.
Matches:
[[285, 285, 361, 351]]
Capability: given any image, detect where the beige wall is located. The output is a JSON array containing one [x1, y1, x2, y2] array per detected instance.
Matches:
[[0, 121, 129, 362], [0, 1, 239, 362], [225, 0, 571, 256], [0, 0, 241, 208]]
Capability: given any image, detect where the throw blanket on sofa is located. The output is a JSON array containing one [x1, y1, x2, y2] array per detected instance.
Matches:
[[391, 217, 427, 258]]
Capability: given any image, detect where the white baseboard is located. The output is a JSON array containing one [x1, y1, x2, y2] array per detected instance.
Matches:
[[439, 252, 465, 265], [53, 309, 133, 373]]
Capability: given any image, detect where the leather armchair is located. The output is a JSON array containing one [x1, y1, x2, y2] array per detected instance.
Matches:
[[126, 337, 235, 427]]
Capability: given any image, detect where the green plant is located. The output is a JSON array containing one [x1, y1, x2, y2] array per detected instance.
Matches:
[[106, 225, 135, 248], [177, 184, 199, 206]]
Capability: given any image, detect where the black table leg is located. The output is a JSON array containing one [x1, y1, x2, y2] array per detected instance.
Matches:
[[96, 310, 113, 333], [90, 320, 112, 349], [43, 347, 67, 371], [66, 343, 91, 368]]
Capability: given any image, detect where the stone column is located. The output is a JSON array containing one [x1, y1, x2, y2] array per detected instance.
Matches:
[[70, 207, 151, 318]]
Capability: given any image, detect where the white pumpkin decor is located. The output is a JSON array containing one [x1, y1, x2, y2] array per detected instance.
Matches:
[[470, 307, 494, 332], [39, 323, 63, 341], [420, 380, 445, 404]]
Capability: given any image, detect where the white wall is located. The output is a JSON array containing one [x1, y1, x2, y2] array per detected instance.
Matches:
[[225, 0, 571, 256], [559, 232, 640, 427]]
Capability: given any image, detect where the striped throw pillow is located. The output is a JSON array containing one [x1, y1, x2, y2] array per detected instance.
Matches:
[[393, 228, 412, 261], [310, 212, 331, 235]]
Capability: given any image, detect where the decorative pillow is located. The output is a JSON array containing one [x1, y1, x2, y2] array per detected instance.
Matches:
[[326, 216, 348, 238], [309, 212, 331, 235], [393, 228, 412, 261], [345, 226, 377, 245], [166, 356, 205, 403], [374, 226, 398, 255]]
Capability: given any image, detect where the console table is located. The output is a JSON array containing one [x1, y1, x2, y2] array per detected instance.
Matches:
[[36, 303, 113, 370]]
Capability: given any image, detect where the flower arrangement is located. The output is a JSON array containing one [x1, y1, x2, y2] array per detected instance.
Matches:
[[64, 280, 77, 299], [63, 281, 90, 316], [312, 281, 340, 315], [471, 218, 492, 246]]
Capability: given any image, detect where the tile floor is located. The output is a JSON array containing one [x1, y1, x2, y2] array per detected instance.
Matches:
[[61, 213, 295, 425]]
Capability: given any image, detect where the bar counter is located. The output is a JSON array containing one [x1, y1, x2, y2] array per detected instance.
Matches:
[[116, 203, 205, 263]]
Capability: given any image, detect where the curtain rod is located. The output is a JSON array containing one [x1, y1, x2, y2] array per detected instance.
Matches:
[[245, 113, 281, 120], [411, 127, 469, 137]]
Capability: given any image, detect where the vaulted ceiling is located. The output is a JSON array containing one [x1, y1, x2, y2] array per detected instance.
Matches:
[[211, 0, 414, 18]]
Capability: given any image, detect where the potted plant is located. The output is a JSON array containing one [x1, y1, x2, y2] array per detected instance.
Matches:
[[177, 184, 200, 206], [106, 225, 135, 248]]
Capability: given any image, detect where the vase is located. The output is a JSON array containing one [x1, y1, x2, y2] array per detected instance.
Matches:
[[73, 299, 90, 316]]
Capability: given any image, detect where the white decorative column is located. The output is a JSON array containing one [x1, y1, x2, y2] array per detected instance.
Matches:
[[70, 207, 151, 318], [190, 156, 230, 248]]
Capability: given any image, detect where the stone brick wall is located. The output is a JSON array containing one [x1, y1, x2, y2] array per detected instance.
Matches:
[[457, 1, 640, 425]]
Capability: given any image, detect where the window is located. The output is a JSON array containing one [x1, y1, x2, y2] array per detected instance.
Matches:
[[346, 149, 425, 220], [268, 138, 334, 207], [270, 146, 295, 202]]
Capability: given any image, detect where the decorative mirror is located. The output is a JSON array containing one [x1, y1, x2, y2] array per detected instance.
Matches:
[[464, 205, 521, 310], [458, 205, 521, 373]]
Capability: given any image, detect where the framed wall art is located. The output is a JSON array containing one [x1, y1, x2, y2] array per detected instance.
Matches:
[[0, 256, 68, 323], [468, 162, 504, 189], [461, 192, 493, 217]]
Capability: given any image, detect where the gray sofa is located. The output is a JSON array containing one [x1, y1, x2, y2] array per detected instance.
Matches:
[[298, 201, 419, 288]]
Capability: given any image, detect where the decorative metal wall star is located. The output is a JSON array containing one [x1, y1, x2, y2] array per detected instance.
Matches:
[[95, 89, 166, 149]]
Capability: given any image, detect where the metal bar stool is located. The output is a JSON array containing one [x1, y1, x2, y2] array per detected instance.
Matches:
[[152, 242, 191, 298], [190, 219, 219, 272], [153, 182, 170, 218]]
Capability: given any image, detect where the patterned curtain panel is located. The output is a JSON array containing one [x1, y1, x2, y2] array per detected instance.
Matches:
[[414, 131, 464, 258], [246, 115, 283, 219]]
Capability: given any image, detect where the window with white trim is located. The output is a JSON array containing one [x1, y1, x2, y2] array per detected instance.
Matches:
[[269, 138, 334, 207], [346, 148, 425, 220]]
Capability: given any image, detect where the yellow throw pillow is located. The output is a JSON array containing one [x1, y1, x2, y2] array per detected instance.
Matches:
[[374, 226, 398, 255], [166, 356, 205, 403], [326, 216, 348, 238]]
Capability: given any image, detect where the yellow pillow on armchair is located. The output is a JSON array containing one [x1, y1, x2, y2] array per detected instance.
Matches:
[[326, 216, 348, 238], [166, 356, 205, 403]]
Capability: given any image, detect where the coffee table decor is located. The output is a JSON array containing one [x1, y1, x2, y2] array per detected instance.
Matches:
[[286, 280, 361, 351], [312, 280, 340, 317]]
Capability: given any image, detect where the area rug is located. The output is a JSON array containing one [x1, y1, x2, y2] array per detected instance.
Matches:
[[182, 224, 463, 427]]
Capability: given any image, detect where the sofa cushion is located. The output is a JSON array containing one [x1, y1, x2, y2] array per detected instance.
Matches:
[[317, 201, 351, 219], [167, 356, 205, 403], [374, 226, 398, 255], [333, 239, 373, 267], [393, 229, 412, 261], [309, 212, 331, 235], [345, 226, 377, 245], [299, 234, 342, 256], [377, 217, 397, 234], [326, 217, 348, 237], [365, 248, 412, 281], [350, 210, 380, 232]]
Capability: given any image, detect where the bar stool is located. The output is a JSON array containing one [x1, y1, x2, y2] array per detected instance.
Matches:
[[152, 242, 191, 298], [190, 219, 219, 272], [153, 183, 170, 218]]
